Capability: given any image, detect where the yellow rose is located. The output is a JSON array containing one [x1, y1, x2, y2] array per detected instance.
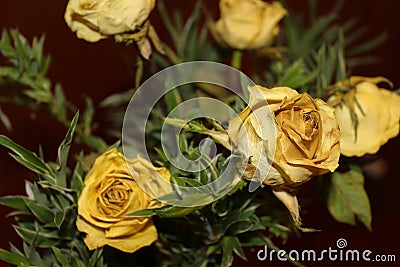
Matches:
[[212, 0, 287, 50], [228, 86, 340, 226], [327, 76, 400, 157], [64, 0, 155, 42], [76, 148, 170, 253]]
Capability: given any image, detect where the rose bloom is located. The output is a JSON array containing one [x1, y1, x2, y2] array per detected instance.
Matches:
[[64, 0, 155, 42], [212, 0, 287, 50], [228, 86, 340, 224], [76, 148, 170, 253], [327, 76, 400, 157]]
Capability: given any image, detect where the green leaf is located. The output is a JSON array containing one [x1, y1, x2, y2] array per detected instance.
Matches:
[[0, 248, 30, 266], [55, 112, 79, 187], [178, 0, 202, 59], [71, 159, 84, 194], [220, 236, 234, 267], [164, 87, 182, 113], [24, 88, 52, 103], [52, 247, 70, 266], [241, 234, 270, 247], [87, 248, 103, 267], [25, 181, 47, 205], [0, 30, 14, 58], [227, 221, 254, 235], [230, 236, 247, 261], [23, 199, 55, 224], [157, 1, 181, 49], [9, 243, 24, 257], [0, 196, 30, 212], [277, 59, 317, 88], [22, 242, 41, 266], [178, 177, 203, 188], [206, 245, 219, 256], [99, 89, 134, 108], [326, 166, 372, 230], [238, 202, 259, 220], [0, 135, 55, 178], [54, 205, 74, 230], [222, 209, 241, 229], [347, 32, 387, 57], [52, 84, 67, 122], [79, 134, 107, 153], [125, 209, 156, 217], [154, 205, 197, 218], [10, 29, 29, 60], [82, 98, 94, 134], [13, 225, 59, 247], [0, 106, 12, 131]]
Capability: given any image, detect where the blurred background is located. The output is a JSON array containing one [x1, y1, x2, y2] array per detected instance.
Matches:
[[0, 1, 399, 266]]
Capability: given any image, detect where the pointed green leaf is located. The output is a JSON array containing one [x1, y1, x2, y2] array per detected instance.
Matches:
[[52, 247, 70, 266], [52, 84, 67, 121], [0, 196, 30, 212], [326, 167, 372, 230], [0, 135, 54, 178], [22, 241, 41, 266], [227, 221, 254, 235], [13, 225, 59, 247], [0, 30, 14, 58], [82, 98, 94, 134], [220, 236, 234, 267], [231, 236, 247, 261], [154, 205, 197, 218], [0, 106, 12, 131], [9, 243, 24, 257], [55, 112, 79, 187], [125, 208, 156, 217], [25, 181, 47, 205], [99, 89, 134, 108], [0, 248, 30, 266], [71, 159, 84, 194], [87, 248, 103, 267], [23, 199, 54, 224], [157, 1, 180, 48], [54, 210, 66, 229]]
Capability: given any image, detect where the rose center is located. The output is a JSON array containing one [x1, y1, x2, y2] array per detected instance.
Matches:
[[99, 179, 133, 216], [303, 111, 319, 137]]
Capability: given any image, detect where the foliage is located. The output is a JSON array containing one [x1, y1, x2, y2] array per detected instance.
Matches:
[[0, 114, 104, 267], [0, 0, 390, 266]]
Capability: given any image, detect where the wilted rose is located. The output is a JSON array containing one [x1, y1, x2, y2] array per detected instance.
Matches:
[[212, 0, 287, 50], [327, 76, 400, 157], [64, 0, 161, 59], [64, 0, 155, 42], [228, 86, 340, 225], [76, 148, 170, 253]]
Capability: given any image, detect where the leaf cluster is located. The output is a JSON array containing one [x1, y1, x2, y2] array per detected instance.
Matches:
[[0, 29, 107, 152], [0, 114, 104, 267]]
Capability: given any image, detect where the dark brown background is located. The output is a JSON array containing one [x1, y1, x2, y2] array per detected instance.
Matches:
[[0, 1, 399, 266]]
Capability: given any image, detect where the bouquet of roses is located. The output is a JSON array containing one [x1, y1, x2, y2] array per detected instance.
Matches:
[[0, 0, 398, 266]]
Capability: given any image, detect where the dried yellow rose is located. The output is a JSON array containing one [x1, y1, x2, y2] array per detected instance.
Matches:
[[64, 0, 155, 42], [64, 0, 161, 58], [212, 0, 287, 50], [327, 76, 400, 157], [76, 148, 170, 253], [228, 86, 340, 226]]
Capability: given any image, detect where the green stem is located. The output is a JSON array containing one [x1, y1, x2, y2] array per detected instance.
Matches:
[[231, 50, 243, 70], [135, 57, 143, 89], [165, 88, 182, 112]]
